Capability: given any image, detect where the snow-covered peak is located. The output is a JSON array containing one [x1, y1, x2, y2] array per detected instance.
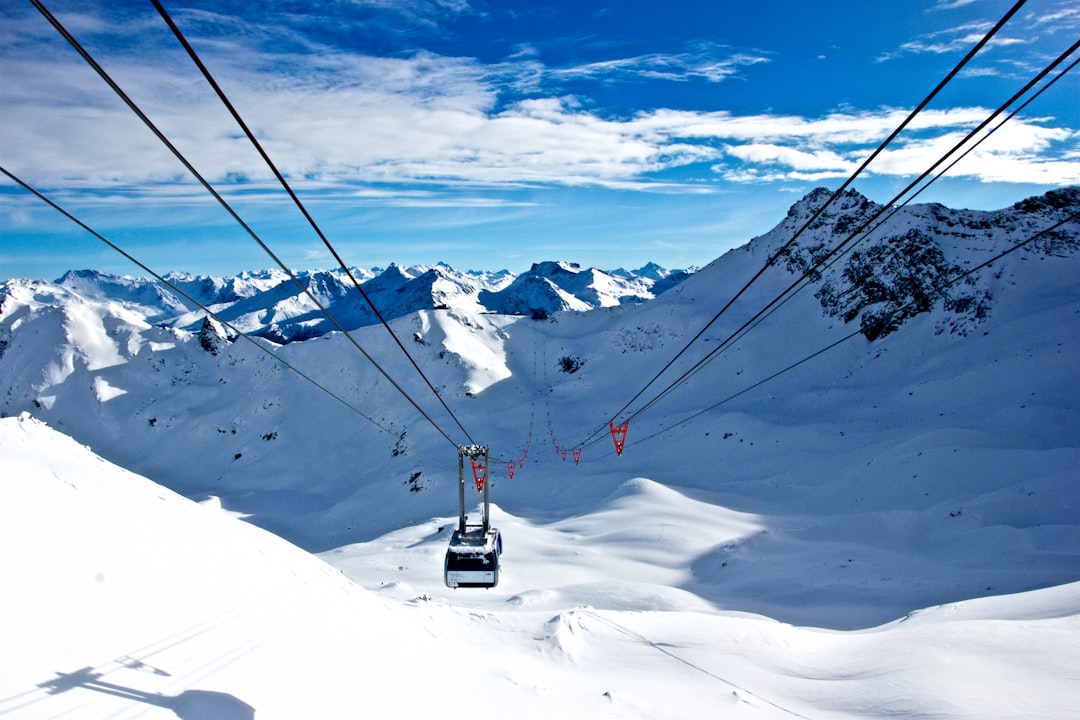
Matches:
[[740, 185, 1080, 339], [55, 269, 188, 319], [479, 260, 685, 316], [630, 261, 670, 281], [8, 259, 691, 342]]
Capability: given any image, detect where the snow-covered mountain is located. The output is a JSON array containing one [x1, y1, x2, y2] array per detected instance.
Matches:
[[479, 260, 690, 316], [30, 261, 686, 343], [1, 186, 1078, 718], [769, 186, 1080, 339]]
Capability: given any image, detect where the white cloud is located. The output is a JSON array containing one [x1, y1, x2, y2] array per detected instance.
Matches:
[[932, 0, 979, 9], [1, 8, 1076, 204], [895, 33, 1027, 57], [1029, 4, 1080, 28], [547, 47, 771, 84], [874, 13, 1042, 65], [723, 144, 857, 173]]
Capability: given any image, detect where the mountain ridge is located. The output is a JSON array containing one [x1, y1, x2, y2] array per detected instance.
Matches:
[[18, 260, 695, 343]]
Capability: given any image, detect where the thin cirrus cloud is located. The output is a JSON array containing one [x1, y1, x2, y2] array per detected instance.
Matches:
[[875, 21, 1027, 63], [540, 47, 772, 84], [878, 1, 1080, 66]]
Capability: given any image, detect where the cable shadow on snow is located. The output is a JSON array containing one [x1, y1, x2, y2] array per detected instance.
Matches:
[[38, 666, 255, 720]]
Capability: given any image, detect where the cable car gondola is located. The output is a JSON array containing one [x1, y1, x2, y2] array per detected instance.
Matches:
[[444, 525, 502, 588], [445, 445, 502, 589]]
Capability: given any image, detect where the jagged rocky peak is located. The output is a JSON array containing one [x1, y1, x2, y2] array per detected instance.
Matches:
[[305, 269, 353, 298], [378, 263, 412, 281], [633, 262, 669, 280], [773, 186, 1080, 340], [529, 260, 584, 278], [197, 316, 229, 355], [785, 187, 871, 220], [1012, 186, 1080, 214]]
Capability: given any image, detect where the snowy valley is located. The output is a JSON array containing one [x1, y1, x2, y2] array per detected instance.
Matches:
[[1, 187, 1079, 719]]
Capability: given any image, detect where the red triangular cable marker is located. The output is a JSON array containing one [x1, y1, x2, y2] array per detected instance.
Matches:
[[610, 420, 630, 456], [572, 448, 582, 465], [470, 456, 488, 493], [506, 463, 516, 480], [561, 450, 567, 461]]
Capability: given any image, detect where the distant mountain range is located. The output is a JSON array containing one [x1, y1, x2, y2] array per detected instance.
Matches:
[[4, 185, 1076, 357], [39, 261, 696, 343]]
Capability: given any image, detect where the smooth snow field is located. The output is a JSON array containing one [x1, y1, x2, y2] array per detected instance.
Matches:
[[2, 414, 1078, 720]]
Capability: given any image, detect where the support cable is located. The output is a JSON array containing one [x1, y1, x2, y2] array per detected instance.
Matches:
[[605, 46, 1080, 430], [604, 36, 1080, 437], [149, 0, 475, 446], [27, 0, 462, 449], [574, 208, 1071, 462], [805, 51, 1080, 313], [591, 0, 1029, 440], [0, 165, 448, 470], [619, 210, 1080, 453]]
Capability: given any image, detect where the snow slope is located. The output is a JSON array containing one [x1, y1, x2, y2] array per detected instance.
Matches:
[[2, 187, 1079, 717], [2, 413, 1078, 720]]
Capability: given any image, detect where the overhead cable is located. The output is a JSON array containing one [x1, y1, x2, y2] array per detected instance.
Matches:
[[0, 165, 449, 470], [27, 0, 462, 449], [620, 210, 1080, 454], [611, 35, 1080, 433], [149, 0, 476, 446], [589, 0, 1030, 443]]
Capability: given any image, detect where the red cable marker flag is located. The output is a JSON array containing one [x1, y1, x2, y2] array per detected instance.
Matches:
[[507, 463, 516, 480], [572, 448, 582, 465], [610, 420, 630, 456], [470, 455, 488, 492]]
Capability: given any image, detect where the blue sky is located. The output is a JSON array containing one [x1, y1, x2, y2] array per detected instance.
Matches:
[[1, 0, 1078, 280]]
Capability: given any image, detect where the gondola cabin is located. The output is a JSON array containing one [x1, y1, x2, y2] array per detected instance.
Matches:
[[444, 526, 502, 588]]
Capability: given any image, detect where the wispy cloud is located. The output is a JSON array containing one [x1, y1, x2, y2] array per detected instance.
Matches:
[[1026, 2, 1080, 37], [2, 2, 1077, 212], [878, 0, 1080, 69], [1030, 5, 1080, 26], [491, 43, 771, 99], [542, 45, 771, 84], [875, 19, 1031, 63], [931, 0, 979, 11]]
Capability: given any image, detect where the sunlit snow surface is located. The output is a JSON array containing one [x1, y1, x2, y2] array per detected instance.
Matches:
[[2, 192, 1079, 717], [2, 414, 1078, 719]]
